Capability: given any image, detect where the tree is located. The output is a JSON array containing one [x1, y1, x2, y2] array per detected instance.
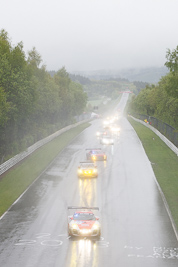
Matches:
[[27, 47, 42, 69], [155, 75, 178, 126], [0, 31, 88, 160], [129, 76, 178, 128], [69, 82, 87, 116], [165, 46, 178, 73], [0, 30, 38, 157], [0, 87, 11, 125], [54, 67, 73, 123], [164, 46, 178, 98], [129, 85, 154, 115]]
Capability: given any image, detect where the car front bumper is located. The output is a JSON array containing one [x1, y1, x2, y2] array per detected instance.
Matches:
[[69, 228, 100, 237]]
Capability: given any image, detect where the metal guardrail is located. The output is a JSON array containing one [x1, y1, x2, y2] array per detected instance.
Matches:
[[132, 114, 178, 147], [131, 116, 178, 156], [0, 119, 90, 176], [2, 110, 177, 176]]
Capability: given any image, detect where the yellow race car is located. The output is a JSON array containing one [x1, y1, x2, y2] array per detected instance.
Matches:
[[77, 161, 98, 178]]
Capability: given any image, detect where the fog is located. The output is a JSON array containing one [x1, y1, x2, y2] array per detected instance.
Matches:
[[1, 0, 178, 72]]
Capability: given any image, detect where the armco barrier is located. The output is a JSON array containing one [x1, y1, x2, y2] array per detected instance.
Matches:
[[131, 113, 178, 147], [0, 120, 90, 176], [131, 116, 178, 156]]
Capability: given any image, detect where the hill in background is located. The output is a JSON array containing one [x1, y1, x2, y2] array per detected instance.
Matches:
[[71, 66, 168, 84]]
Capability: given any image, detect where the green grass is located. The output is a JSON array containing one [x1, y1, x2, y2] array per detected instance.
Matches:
[[128, 117, 178, 230], [0, 122, 90, 217]]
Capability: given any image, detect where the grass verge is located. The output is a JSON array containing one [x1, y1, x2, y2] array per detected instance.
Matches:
[[128, 116, 178, 231], [0, 122, 90, 217]]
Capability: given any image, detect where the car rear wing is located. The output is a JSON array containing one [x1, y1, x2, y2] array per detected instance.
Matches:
[[68, 206, 99, 211], [85, 148, 101, 151], [79, 161, 94, 163]]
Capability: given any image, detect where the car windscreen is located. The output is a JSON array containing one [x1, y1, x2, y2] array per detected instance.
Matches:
[[92, 150, 102, 154], [73, 212, 96, 220], [81, 164, 94, 168]]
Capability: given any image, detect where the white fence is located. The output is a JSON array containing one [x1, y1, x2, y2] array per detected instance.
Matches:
[[131, 116, 178, 156], [0, 120, 89, 176]]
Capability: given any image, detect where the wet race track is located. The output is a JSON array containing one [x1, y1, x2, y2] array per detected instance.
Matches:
[[0, 93, 178, 267]]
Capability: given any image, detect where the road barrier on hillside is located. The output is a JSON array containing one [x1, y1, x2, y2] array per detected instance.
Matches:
[[131, 116, 178, 156], [0, 120, 90, 176]]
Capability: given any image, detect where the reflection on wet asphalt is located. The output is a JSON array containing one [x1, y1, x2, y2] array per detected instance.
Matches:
[[0, 93, 178, 267]]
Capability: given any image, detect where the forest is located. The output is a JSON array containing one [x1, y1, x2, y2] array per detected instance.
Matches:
[[0, 30, 87, 162], [129, 46, 178, 129], [1, 28, 178, 162]]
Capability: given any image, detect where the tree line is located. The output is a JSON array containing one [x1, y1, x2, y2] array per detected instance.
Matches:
[[0, 30, 87, 162], [129, 46, 178, 129]]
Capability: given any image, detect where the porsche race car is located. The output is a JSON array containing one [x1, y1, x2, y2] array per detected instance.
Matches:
[[68, 207, 101, 237], [77, 161, 98, 178], [86, 148, 107, 161]]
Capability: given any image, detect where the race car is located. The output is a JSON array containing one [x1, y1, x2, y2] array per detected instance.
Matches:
[[68, 207, 101, 238], [100, 135, 114, 145], [96, 130, 107, 137], [86, 148, 107, 161], [77, 161, 98, 178]]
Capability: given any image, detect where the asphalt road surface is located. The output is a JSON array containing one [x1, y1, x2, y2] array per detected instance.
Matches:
[[0, 93, 178, 267]]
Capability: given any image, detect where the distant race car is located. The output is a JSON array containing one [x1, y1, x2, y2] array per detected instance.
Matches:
[[77, 161, 98, 178], [100, 135, 114, 145], [68, 207, 101, 238], [86, 148, 107, 161], [96, 130, 107, 137]]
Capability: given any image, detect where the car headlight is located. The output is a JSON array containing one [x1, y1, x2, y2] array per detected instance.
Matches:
[[71, 223, 79, 230], [92, 223, 99, 230]]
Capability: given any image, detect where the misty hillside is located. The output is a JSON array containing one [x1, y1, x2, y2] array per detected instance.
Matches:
[[119, 67, 168, 83], [72, 67, 168, 84]]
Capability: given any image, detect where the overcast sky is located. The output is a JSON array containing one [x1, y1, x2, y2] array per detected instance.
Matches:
[[1, 0, 178, 72]]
